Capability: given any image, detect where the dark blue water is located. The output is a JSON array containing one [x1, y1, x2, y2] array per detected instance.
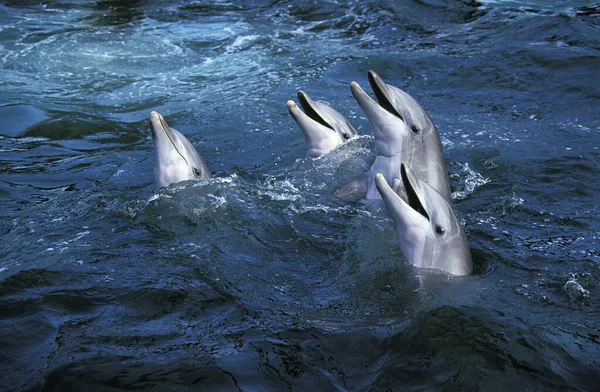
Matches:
[[1, 1, 599, 390]]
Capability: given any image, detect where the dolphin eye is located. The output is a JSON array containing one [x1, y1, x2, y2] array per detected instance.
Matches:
[[435, 226, 445, 235], [342, 133, 350, 140], [193, 167, 201, 176], [411, 125, 419, 134]]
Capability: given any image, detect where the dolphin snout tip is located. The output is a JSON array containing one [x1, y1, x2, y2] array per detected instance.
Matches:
[[350, 81, 364, 95], [287, 100, 298, 110], [367, 70, 381, 82]]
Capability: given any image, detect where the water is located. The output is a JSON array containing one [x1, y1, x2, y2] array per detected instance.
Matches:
[[0, 1, 599, 390]]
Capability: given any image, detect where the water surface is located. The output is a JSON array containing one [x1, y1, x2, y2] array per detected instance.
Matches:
[[0, 1, 599, 390]]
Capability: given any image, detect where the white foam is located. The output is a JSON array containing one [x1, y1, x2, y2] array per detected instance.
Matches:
[[564, 275, 589, 300], [451, 162, 490, 200], [225, 35, 260, 53]]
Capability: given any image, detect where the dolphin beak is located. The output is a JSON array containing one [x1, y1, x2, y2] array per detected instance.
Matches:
[[150, 111, 174, 144], [375, 170, 430, 235], [296, 91, 335, 130], [350, 80, 384, 121], [374, 166, 430, 225], [149, 111, 187, 163], [401, 163, 429, 221], [367, 70, 403, 119], [287, 91, 337, 146], [286, 99, 325, 138], [375, 173, 422, 225]]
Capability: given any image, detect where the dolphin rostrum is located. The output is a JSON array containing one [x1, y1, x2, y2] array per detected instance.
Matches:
[[149, 111, 211, 189], [287, 91, 358, 158], [375, 164, 472, 276], [336, 71, 451, 201]]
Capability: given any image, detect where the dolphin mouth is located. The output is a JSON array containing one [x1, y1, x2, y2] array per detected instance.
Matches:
[[368, 70, 403, 120], [150, 111, 188, 164], [297, 91, 334, 130], [401, 163, 429, 221]]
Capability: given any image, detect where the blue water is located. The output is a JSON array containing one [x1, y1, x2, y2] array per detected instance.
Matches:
[[1, 1, 599, 390]]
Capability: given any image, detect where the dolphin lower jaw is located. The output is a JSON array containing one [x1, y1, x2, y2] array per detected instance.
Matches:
[[287, 100, 314, 133], [304, 126, 343, 158], [397, 226, 427, 266], [288, 99, 341, 158], [392, 211, 432, 269], [289, 102, 333, 135], [306, 134, 343, 158], [350, 81, 383, 120], [302, 122, 340, 144]]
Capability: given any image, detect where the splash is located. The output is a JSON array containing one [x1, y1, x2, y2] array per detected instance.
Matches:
[[451, 162, 490, 200]]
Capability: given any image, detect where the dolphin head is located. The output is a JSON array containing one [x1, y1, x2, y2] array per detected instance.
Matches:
[[375, 164, 472, 276], [149, 111, 211, 190], [350, 70, 439, 158], [353, 70, 451, 200], [350, 79, 406, 157], [367, 70, 437, 139], [287, 91, 357, 158]]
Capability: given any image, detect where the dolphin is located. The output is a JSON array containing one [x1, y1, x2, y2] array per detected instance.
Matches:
[[149, 111, 211, 189], [375, 164, 472, 276], [336, 70, 451, 201], [287, 91, 358, 158]]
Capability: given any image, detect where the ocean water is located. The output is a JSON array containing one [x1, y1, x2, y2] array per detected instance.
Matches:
[[0, 0, 599, 390]]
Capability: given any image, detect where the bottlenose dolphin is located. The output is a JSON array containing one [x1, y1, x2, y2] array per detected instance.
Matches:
[[375, 164, 472, 276], [149, 111, 211, 189], [287, 91, 358, 158], [336, 71, 451, 201]]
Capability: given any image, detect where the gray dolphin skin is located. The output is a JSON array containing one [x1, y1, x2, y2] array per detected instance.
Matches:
[[149, 111, 211, 189], [375, 164, 472, 276], [336, 70, 451, 201], [287, 91, 358, 158]]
